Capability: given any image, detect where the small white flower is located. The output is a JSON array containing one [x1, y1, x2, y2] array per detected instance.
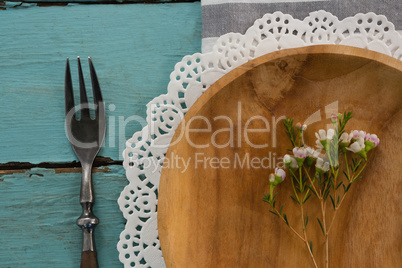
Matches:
[[315, 129, 335, 148], [269, 173, 276, 183], [284, 154, 292, 164], [351, 130, 366, 140], [293, 147, 307, 167], [340, 132, 352, 144], [269, 168, 286, 186], [315, 139, 324, 149], [347, 137, 367, 160], [330, 114, 338, 123], [306, 147, 321, 166], [365, 133, 380, 146], [293, 147, 307, 159], [364, 133, 380, 152], [275, 168, 286, 181], [315, 157, 330, 173], [327, 129, 335, 140], [339, 132, 352, 152], [315, 129, 327, 141], [284, 154, 298, 170], [347, 138, 365, 153], [306, 147, 321, 158]]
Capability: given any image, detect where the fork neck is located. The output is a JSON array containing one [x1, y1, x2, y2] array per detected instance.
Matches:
[[80, 163, 94, 204]]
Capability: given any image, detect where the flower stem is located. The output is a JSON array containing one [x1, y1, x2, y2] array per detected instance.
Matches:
[[269, 185, 274, 202], [304, 167, 321, 200], [320, 200, 329, 268], [344, 153, 350, 181], [327, 160, 367, 234], [272, 205, 318, 267], [299, 167, 303, 191], [298, 164, 318, 268], [289, 169, 301, 203], [301, 194, 319, 268], [271, 207, 305, 242], [352, 161, 367, 181]]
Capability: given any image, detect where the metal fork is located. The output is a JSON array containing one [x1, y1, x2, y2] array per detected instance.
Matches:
[[65, 57, 106, 268]]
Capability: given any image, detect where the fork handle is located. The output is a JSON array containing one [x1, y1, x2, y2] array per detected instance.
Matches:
[[78, 203, 99, 268], [81, 250, 98, 268], [77, 163, 99, 267]]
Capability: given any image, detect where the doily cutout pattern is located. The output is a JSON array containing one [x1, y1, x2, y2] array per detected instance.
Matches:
[[117, 11, 402, 267]]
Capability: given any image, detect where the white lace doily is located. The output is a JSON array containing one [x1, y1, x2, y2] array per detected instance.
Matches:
[[117, 10, 402, 267]]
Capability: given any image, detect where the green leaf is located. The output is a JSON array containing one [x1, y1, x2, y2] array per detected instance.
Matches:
[[328, 178, 335, 189], [283, 118, 296, 147], [272, 200, 276, 208], [352, 176, 362, 183], [262, 194, 270, 204], [317, 218, 325, 236], [268, 210, 280, 217], [323, 187, 331, 200], [302, 175, 308, 185], [343, 171, 350, 180], [295, 185, 302, 193], [336, 181, 343, 190], [339, 111, 353, 135], [283, 214, 290, 226], [337, 195, 340, 205], [352, 159, 362, 172], [309, 241, 313, 254], [344, 183, 352, 193], [291, 195, 300, 204], [304, 216, 309, 229], [306, 185, 319, 199], [279, 204, 284, 215], [303, 193, 312, 204], [329, 195, 336, 210]]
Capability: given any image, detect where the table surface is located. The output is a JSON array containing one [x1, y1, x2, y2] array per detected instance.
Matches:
[[0, 2, 201, 267]]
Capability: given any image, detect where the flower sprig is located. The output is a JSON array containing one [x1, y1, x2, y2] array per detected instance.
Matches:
[[263, 111, 379, 268]]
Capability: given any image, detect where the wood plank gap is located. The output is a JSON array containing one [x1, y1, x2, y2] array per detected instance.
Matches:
[[4, 0, 200, 5], [0, 156, 122, 171], [0, 166, 112, 175]]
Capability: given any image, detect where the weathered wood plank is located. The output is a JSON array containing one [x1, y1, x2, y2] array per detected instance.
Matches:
[[158, 46, 402, 267], [0, 165, 127, 267], [4, 0, 198, 3], [0, 2, 201, 164]]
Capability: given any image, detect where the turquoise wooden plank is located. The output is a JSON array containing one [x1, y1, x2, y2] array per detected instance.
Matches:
[[4, 0, 198, 3], [0, 3, 201, 164], [0, 165, 127, 267]]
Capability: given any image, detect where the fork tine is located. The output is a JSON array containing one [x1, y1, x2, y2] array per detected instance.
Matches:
[[77, 56, 90, 118], [65, 58, 75, 116], [88, 57, 103, 106]]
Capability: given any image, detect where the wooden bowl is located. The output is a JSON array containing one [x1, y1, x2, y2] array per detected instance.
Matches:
[[158, 45, 402, 267]]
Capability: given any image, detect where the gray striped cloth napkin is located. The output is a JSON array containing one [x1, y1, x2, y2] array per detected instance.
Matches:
[[201, 0, 402, 52]]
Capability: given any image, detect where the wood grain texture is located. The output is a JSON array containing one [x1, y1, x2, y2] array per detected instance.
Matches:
[[0, 2, 201, 164], [158, 45, 402, 267], [4, 0, 198, 3], [0, 2, 201, 267], [0, 165, 127, 267]]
